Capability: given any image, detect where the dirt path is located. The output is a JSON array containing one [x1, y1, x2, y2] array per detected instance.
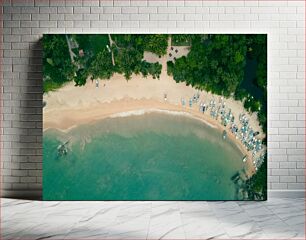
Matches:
[[65, 34, 76, 64], [108, 34, 115, 66]]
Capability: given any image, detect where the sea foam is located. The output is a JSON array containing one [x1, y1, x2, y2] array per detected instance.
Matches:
[[109, 109, 217, 128]]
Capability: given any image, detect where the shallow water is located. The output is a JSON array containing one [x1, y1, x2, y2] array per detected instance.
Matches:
[[43, 112, 246, 200]]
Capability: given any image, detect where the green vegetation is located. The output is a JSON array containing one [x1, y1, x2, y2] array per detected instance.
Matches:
[[171, 34, 193, 46], [247, 35, 267, 90], [43, 35, 76, 92], [43, 34, 167, 92], [110, 34, 165, 80], [167, 34, 267, 134], [74, 34, 109, 57], [43, 34, 267, 200], [167, 34, 267, 200], [245, 35, 267, 200], [112, 35, 145, 80], [143, 34, 168, 56], [234, 35, 267, 200], [246, 154, 267, 200], [168, 35, 247, 97], [89, 50, 114, 80], [248, 35, 267, 133], [234, 35, 267, 132], [139, 61, 162, 79], [73, 69, 88, 87]]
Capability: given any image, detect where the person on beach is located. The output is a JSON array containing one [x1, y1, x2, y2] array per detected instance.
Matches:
[[181, 98, 185, 107]]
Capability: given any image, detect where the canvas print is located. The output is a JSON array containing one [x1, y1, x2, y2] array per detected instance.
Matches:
[[43, 34, 267, 200]]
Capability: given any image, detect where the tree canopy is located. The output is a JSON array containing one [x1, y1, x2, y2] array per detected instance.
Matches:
[[43, 35, 76, 92], [143, 34, 168, 56], [244, 34, 267, 132], [167, 34, 247, 97], [89, 49, 114, 80], [110, 34, 163, 80], [43, 34, 164, 92], [113, 45, 144, 80], [247, 34, 267, 90], [74, 34, 109, 56], [171, 34, 193, 46], [246, 154, 267, 200]]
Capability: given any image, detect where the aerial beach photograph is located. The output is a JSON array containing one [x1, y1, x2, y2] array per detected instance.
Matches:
[[43, 34, 267, 201]]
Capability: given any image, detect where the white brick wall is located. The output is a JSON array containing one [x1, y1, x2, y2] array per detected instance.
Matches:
[[1, 0, 305, 198]]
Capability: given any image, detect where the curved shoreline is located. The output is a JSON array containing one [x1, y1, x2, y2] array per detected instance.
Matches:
[[43, 107, 217, 132], [43, 34, 266, 182], [44, 61, 264, 179], [44, 98, 256, 177], [103, 108, 216, 128]]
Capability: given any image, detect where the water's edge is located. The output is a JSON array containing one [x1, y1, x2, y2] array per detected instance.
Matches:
[[43, 112, 248, 200]]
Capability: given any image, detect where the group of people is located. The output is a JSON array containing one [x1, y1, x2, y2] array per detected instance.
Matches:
[[236, 113, 265, 170], [168, 47, 179, 61], [180, 92, 265, 171]]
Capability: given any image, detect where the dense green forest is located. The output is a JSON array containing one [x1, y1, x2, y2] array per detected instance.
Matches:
[[43, 35, 76, 92], [172, 34, 192, 46], [245, 35, 267, 200], [246, 154, 267, 200], [110, 34, 164, 80], [168, 34, 247, 96], [43, 34, 167, 92]]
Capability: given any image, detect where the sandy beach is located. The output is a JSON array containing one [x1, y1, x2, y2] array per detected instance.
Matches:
[[43, 38, 265, 177], [44, 73, 265, 176]]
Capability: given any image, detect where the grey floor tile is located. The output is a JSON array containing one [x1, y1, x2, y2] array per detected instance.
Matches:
[[1, 198, 305, 240]]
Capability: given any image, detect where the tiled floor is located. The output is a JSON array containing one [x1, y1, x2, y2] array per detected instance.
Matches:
[[1, 198, 305, 239]]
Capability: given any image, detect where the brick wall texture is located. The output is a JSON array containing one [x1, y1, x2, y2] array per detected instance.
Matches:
[[0, 0, 305, 197]]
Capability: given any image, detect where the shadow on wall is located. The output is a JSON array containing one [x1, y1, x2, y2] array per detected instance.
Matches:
[[5, 39, 44, 200]]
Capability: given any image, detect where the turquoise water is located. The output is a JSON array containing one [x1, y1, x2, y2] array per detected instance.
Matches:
[[43, 112, 246, 200]]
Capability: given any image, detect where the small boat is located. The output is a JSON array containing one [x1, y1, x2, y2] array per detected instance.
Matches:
[[242, 155, 247, 162], [253, 131, 260, 136], [222, 130, 227, 139], [231, 172, 240, 181], [57, 140, 69, 157]]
